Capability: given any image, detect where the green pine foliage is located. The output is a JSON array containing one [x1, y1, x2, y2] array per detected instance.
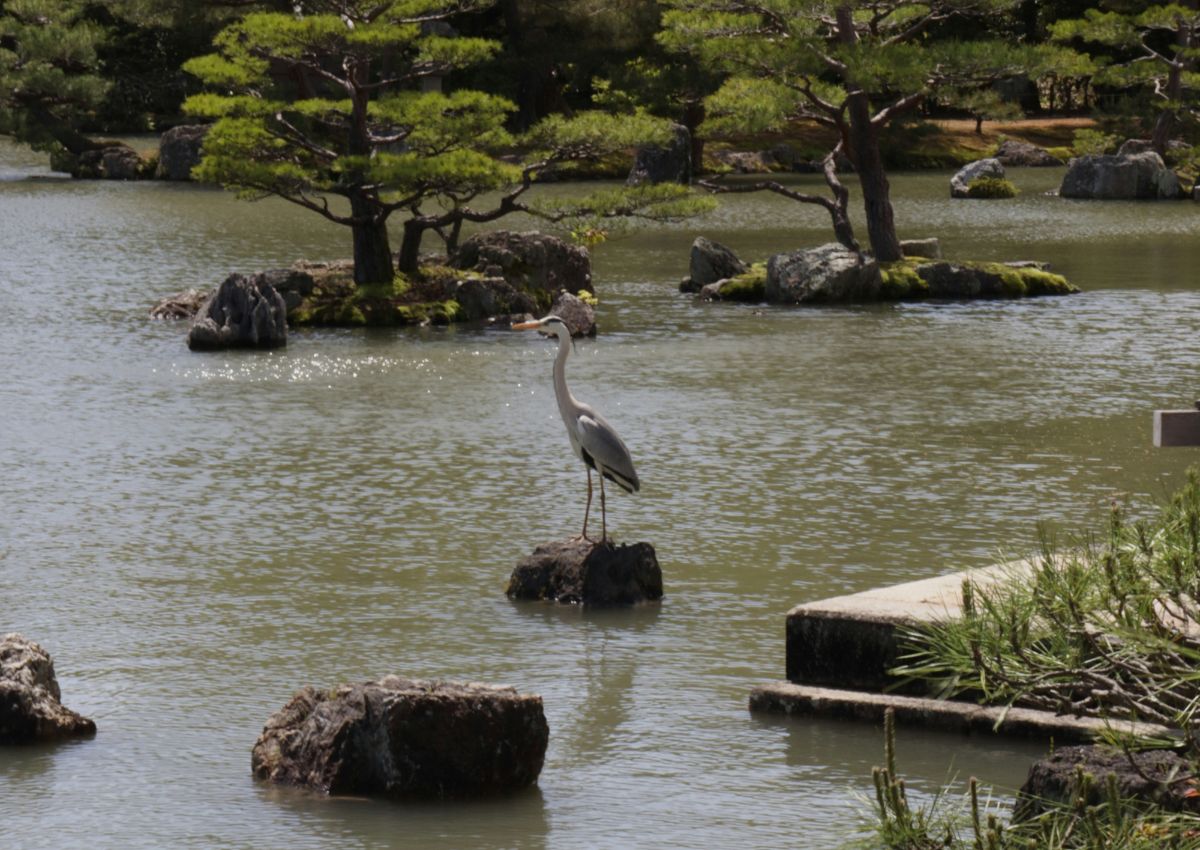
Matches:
[[0, 0, 110, 153]]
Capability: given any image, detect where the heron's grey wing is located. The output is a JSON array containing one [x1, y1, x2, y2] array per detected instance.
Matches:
[[575, 412, 640, 493]]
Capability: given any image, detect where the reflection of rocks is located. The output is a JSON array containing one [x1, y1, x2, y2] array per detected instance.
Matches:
[[766, 243, 880, 304], [508, 539, 663, 606], [1, 633, 96, 743], [188, 273, 288, 351], [950, 158, 1005, 198], [681, 236, 747, 293], [453, 231, 592, 307], [1015, 744, 1200, 822], [1060, 151, 1181, 200], [252, 676, 548, 799], [156, 125, 209, 181], [627, 122, 691, 186], [994, 140, 1063, 167]]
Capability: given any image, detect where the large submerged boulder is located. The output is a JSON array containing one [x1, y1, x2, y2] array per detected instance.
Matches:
[[950, 158, 1005, 198], [1060, 151, 1181, 200], [251, 676, 548, 799], [72, 145, 147, 180], [1014, 744, 1200, 821], [627, 122, 691, 186], [453, 231, 592, 309], [156, 125, 209, 181], [1, 633, 96, 743], [765, 243, 881, 304], [188, 272, 288, 351], [507, 539, 663, 605]]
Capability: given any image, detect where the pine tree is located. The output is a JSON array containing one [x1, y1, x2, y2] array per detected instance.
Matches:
[[659, 1, 1070, 260], [0, 0, 110, 155], [1051, 2, 1199, 156], [185, 0, 705, 284]]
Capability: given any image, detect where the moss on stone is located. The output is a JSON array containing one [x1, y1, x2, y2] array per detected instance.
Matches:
[[966, 177, 1019, 199], [876, 257, 1076, 301], [878, 261, 929, 299], [717, 263, 767, 301]]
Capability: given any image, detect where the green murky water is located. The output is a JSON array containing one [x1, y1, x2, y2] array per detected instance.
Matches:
[[3, 138, 1199, 848]]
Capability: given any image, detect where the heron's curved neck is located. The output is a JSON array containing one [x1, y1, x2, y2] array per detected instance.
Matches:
[[552, 331, 580, 416]]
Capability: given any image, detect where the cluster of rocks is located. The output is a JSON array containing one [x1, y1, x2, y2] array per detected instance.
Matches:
[[153, 230, 598, 349], [682, 236, 1071, 305], [56, 124, 210, 182]]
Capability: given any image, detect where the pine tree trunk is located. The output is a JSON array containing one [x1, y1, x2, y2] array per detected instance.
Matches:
[[396, 220, 426, 277], [845, 93, 902, 262], [349, 192, 394, 285], [834, 5, 902, 262]]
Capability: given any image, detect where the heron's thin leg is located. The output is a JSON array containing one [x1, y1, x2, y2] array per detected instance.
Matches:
[[599, 474, 608, 542], [580, 468, 593, 541]]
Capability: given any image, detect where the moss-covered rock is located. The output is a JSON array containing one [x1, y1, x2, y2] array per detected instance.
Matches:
[[878, 258, 1076, 301], [707, 263, 767, 302], [966, 177, 1018, 199]]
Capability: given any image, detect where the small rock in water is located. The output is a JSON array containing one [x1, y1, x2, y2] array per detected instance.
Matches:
[[251, 676, 548, 799], [187, 272, 288, 351], [507, 538, 663, 605], [0, 633, 96, 744]]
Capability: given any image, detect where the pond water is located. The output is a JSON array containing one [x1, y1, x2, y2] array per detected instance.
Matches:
[[3, 137, 1200, 849]]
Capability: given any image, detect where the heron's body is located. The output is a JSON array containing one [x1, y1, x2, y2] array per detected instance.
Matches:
[[514, 315, 639, 540]]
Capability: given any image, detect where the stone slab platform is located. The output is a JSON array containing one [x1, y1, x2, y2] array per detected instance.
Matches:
[[786, 560, 1033, 691], [750, 682, 1171, 743], [1154, 408, 1200, 447]]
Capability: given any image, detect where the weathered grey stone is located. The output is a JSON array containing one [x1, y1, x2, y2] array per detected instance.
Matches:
[[150, 288, 211, 320], [251, 676, 548, 798], [689, 237, 747, 288], [507, 539, 663, 605], [627, 122, 691, 186], [549, 290, 596, 337], [713, 149, 775, 173], [950, 158, 1005, 198], [1117, 138, 1154, 157], [899, 238, 942, 259], [455, 276, 537, 321], [188, 273, 288, 351], [1060, 151, 1181, 200], [257, 267, 316, 313], [765, 243, 880, 304], [453, 231, 592, 302], [156, 125, 209, 181], [994, 139, 1063, 167], [1, 633, 96, 743], [698, 280, 726, 301], [1014, 744, 1200, 821], [915, 261, 1023, 298], [75, 145, 145, 180]]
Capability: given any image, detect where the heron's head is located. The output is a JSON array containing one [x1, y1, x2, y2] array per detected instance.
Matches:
[[512, 315, 570, 339]]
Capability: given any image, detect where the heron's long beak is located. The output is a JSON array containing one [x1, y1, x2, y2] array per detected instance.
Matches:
[[511, 321, 540, 330]]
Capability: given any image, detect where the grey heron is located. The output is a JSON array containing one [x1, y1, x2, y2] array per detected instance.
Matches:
[[512, 315, 640, 542]]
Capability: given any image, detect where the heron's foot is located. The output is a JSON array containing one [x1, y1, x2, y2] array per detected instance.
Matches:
[[568, 532, 595, 544]]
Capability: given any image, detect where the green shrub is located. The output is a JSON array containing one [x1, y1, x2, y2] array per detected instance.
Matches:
[[1072, 128, 1117, 157], [966, 177, 1017, 199]]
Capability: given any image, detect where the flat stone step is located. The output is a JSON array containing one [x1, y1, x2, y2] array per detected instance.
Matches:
[[786, 559, 1033, 691], [749, 682, 1172, 743]]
